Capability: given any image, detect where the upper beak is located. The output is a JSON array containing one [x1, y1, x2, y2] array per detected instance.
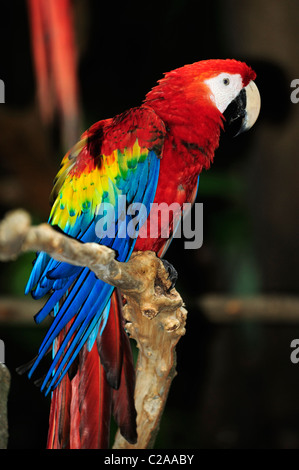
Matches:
[[223, 80, 261, 136], [238, 80, 261, 134]]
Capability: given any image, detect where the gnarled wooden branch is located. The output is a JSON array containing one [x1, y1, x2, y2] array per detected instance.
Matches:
[[113, 252, 187, 449], [0, 210, 187, 449]]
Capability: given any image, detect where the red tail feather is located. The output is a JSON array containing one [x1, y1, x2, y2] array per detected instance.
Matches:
[[69, 372, 80, 448], [97, 290, 124, 389], [104, 290, 137, 443], [47, 290, 137, 448], [47, 334, 72, 449], [77, 343, 112, 449], [112, 330, 137, 444]]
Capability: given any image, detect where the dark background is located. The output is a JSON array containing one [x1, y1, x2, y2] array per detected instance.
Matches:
[[0, 0, 298, 449]]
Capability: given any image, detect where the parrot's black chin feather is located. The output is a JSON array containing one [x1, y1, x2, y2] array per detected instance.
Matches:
[[223, 88, 247, 137]]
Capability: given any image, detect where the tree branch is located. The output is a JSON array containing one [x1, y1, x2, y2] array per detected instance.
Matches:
[[113, 252, 187, 449], [0, 210, 187, 449], [198, 295, 299, 323]]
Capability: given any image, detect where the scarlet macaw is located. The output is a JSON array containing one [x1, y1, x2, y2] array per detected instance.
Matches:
[[24, 59, 260, 448]]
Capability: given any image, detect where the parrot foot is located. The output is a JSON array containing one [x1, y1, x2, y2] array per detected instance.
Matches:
[[161, 259, 178, 290]]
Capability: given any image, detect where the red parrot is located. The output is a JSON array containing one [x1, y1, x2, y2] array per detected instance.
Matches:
[[23, 59, 260, 448]]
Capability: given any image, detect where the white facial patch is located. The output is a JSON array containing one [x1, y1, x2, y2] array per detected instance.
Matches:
[[204, 73, 243, 114]]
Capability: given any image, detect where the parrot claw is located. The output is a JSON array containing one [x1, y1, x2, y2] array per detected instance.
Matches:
[[161, 259, 178, 290]]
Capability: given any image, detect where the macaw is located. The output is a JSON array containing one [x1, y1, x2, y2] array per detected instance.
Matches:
[[23, 59, 260, 449]]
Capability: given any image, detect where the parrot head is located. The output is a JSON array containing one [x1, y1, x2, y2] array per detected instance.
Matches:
[[145, 58, 261, 138], [202, 61, 261, 136]]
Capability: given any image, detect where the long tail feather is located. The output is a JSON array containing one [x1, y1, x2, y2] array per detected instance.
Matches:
[[47, 330, 72, 449], [97, 290, 124, 390], [46, 290, 137, 448], [112, 332, 137, 445], [47, 340, 113, 449], [109, 292, 137, 445], [77, 343, 112, 449]]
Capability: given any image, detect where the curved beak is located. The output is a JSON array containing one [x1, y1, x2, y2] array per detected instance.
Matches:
[[239, 80, 261, 134], [223, 80, 261, 136]]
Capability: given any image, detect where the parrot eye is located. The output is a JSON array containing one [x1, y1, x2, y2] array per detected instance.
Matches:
[[223, 77, 230, 86]]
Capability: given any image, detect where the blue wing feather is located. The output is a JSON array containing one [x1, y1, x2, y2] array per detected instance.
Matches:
[[25, 148, 161, 394]]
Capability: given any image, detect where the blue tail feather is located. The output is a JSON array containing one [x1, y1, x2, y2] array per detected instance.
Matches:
[[25, 252, 51, 295], [87, 298, 111, 351], [42, 282, 114, 395], [35, 269, 94, 360]]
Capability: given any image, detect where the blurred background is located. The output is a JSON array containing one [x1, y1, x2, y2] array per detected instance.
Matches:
[[0, 0, 298, 449]]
